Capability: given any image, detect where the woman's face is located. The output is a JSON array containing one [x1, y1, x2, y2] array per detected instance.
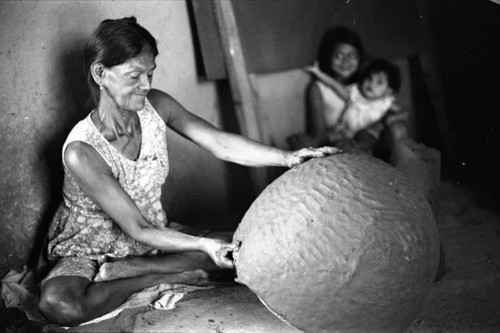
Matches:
[[330, 43, 360, 82], [101, 49, 156, 112]]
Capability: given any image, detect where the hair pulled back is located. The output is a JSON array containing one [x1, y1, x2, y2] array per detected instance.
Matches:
[[84, 16, 158, 107], [317, 26, 364, 84]]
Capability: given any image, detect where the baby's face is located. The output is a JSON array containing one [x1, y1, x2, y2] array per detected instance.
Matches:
[[360, 72, 392, 100]]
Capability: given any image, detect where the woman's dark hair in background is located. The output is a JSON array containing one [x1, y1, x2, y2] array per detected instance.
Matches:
[[359, 58, 401, 93], [317, 26, 364, 84], [83, 16, 159, 108]]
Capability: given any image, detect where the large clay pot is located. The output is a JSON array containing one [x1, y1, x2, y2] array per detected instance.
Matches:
[[233, 153, 440, 333]]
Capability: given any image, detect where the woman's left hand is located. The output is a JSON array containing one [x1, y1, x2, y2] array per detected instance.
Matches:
[[286, 146, 342, 168], [203, 238, 240, 270]]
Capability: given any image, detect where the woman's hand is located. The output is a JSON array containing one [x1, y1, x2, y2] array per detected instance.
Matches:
[[286, 146, 342, 168], [305, 61, 322, 78], [202, 238, 240, 269]]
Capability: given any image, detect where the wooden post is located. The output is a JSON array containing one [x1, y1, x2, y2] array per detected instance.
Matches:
[[212, 0, 269, 194]]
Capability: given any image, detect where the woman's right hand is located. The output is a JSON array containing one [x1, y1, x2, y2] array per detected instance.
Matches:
[[202, 238, 240, 269], [305, 61, 321, 77], [286, 146, 342, 168]]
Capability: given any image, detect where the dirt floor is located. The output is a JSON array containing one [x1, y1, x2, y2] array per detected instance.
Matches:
[[1, 180, 499, 333], [406, 181, 500, 333]]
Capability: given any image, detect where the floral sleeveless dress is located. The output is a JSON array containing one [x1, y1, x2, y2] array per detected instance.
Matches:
[[46, 99, 170, 264]]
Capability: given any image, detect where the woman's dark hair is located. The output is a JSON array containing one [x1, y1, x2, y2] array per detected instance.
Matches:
[[317, 26, 364, 84], [359, 58, 401, 93], [84, 16, 159, 108]]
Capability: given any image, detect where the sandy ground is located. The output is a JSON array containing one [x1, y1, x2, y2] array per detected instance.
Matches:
[[406, 181, 500, 333], [1, 180, 499, 333]]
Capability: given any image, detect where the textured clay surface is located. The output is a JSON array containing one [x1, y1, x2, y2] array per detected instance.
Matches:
[[233, 153, 440, 333]]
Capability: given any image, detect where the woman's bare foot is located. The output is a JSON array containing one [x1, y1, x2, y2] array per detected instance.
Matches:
[[94, 252, 221, 282], [94, 259, 144, 282], [96, 269, 210, 287]]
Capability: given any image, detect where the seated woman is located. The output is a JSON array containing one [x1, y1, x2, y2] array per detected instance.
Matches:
[[37, 17, 340, 327], [288, 26, 408, 159]]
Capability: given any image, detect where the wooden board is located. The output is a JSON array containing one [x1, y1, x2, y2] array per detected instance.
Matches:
[[212, 0, 269, 194]]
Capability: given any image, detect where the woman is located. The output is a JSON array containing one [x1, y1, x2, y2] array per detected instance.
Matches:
[[308, 26, 364, 136], [287, 26, 364, 150], [37, 17, 339, 326]]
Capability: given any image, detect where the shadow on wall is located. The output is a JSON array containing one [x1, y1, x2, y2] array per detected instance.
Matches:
[[407, 56, 444, 156], [28, 30, 92, 269], [215, 80, 257, 225]]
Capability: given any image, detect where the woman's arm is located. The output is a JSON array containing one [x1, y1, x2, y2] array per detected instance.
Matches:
[[307, 82, 327, 134], [306, 66, 349, 101], [149, 89, 340, 168], [64, 142, 237, 268]]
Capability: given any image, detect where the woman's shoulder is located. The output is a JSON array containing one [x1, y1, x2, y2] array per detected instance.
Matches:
[[64, 115, 93, 145], [147, 88, 193, 126], [64, 139, 108, 174], [147, 89, 178, 110], [147, 89, 183, 122], [62, 114, 115, 172], [147, 88, 167, 106], [307, 79, 328, 97]]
